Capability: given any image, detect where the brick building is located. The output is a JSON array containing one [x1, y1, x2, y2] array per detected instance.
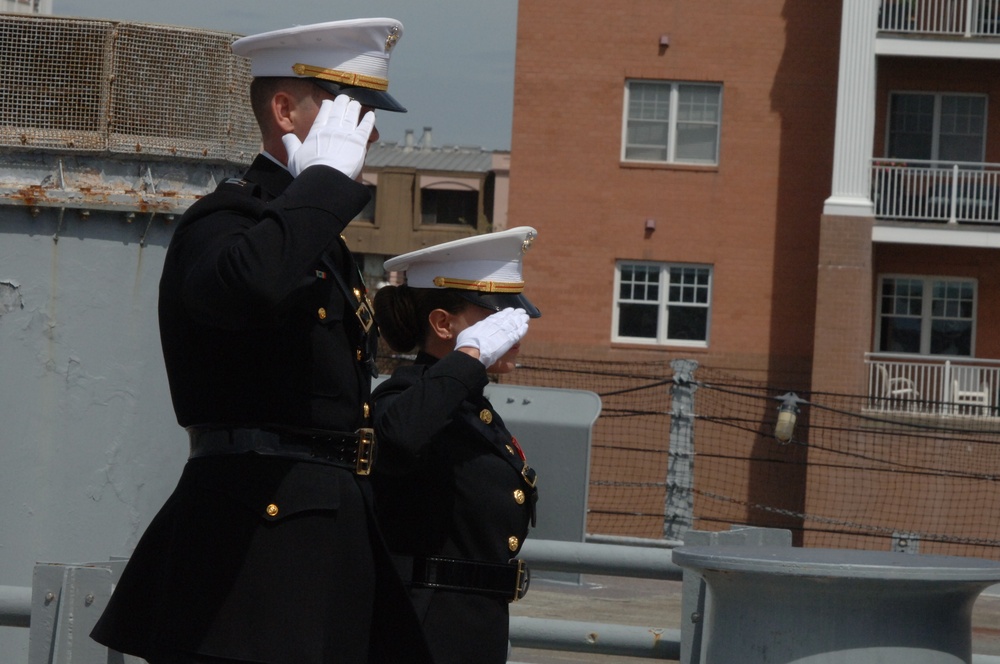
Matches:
[[509, 0, 1000, 409], [506, 0, 1000, 547]]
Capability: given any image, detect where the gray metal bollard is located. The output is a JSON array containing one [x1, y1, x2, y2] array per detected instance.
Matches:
[[679, 527, 792, 664], [674, 545, 1000, 664]]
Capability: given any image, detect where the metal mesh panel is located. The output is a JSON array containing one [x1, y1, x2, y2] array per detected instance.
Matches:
[[0, 15, 110, 150], [109, 22, 257, 161], [0, 15, 258, 165]]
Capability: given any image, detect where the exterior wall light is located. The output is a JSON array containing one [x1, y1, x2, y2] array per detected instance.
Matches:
[[774, 392, 803, 444]]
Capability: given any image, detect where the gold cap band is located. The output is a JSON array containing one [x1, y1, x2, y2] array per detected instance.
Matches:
[[292, 63, 390, 91], [433, 276, 525, 293]]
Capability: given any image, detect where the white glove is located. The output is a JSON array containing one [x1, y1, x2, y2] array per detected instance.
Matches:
[[282, 96, 375, 180], [455, 308, 529, 369]]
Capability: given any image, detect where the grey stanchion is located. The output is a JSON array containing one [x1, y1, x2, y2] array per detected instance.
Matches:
[[510, 617, 680, 659], [518, 538, 682, 579], [0, 585, 31, 628]]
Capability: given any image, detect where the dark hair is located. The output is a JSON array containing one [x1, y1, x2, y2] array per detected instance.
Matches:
[[374, 285, 469, 352], [248, 77, 326, 136]]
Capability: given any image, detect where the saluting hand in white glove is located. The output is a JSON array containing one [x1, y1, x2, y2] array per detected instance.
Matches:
[[282, 96, 375, 180], [455, 308, 530, 369]]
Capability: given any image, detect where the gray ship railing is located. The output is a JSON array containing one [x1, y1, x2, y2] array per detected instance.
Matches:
[[7, 529, 1000, 663]]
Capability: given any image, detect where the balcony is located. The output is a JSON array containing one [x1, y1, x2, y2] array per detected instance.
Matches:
[[866, 354, 1000, 416], [879, 0, 1000, 37], [872, 159, 1000, 224]]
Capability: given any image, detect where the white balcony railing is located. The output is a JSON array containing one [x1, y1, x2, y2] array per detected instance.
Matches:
[[879, 0, 1000, 37], [866, 354, 1000, 416], [871, 159, 1000, 224]]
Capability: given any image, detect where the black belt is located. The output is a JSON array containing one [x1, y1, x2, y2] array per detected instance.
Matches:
[[395, 555, 530, 603], [187, 426, 376, 475]]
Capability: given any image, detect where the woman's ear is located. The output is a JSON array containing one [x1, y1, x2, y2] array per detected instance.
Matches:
[[427, 308, 454, 341]]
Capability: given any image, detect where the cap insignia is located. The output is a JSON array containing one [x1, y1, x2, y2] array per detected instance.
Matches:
[[521, 231, 534, 254], [385, 26, 400, 52]]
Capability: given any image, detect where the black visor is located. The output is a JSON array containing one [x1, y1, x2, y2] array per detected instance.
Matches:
[[312, 79, 407, 113], [456, 290, 541, 319]]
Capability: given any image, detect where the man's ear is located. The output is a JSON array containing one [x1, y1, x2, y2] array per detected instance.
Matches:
[[427, 309, 454, 341], [270, 90, 297, 135]]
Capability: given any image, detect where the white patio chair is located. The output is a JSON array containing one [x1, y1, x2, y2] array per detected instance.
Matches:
[[952, 378, 991, 417], [878, 365, 919, 400]]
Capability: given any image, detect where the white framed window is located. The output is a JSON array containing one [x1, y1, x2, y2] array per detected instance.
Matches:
[[887, 92, 987, 163], [613, 261, 712, 346], [622, 80, 722, 165], [876, 275, 977, 356]]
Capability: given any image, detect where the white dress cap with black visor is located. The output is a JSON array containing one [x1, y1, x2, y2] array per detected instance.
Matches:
[[231, 18, 407, 113], [384, 227, 541, 318]]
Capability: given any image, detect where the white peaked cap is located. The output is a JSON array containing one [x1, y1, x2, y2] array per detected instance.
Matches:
[[384, 227, 541, 317], [231, 18, 406, 112]]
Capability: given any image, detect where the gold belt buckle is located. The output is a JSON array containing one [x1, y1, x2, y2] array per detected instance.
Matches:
[[355, 427, 375, 476], [513, 559, 530, 601]]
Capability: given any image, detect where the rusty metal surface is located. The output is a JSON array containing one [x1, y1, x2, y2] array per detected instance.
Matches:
[[0, 151, 243, 214]]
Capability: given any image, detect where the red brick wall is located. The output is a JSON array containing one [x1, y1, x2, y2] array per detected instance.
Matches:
[[510, 0, 842, 386]]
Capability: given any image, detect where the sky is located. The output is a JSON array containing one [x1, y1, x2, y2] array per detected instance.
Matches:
[[53, 0, 519, 151]]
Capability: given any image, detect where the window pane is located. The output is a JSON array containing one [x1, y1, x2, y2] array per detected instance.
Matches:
[[669, 267, 711, 304], [939, 95, 985, 162], [619, 264, 659, 302], [625, 82, 671, 162], [677, 85, 721, 123], [676, 85, 720, 163], [880, 316, 922, 353], [667, 305, 708, 341], [881, 278, 922, 316], [929, 279, 974, 356], [618, 303, 658, 338], [675, 125, 718, 162], [629, 82, 671, 120], [930, 320, 972, 356], [888, 93, 933, 160], [421, 189, 478, 226], [879, 277, 923, 352]]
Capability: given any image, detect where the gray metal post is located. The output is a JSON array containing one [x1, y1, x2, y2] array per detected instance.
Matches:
[[0, 586, 31, 628], [664, 359, 698, 541], [28, 560, 143, 664]]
